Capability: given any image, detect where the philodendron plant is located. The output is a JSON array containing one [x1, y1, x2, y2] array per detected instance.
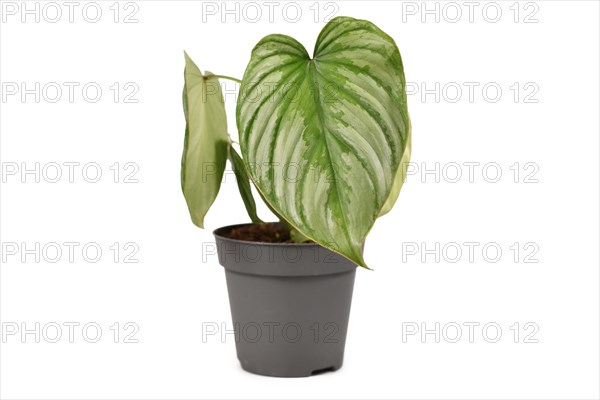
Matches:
[[181, 16, 411, 269]]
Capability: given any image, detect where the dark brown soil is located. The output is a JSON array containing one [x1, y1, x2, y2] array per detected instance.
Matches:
[[225, 223, 294, 243]]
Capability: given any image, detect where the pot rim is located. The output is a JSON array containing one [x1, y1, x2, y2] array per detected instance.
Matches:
[[213, 222, 322, 247], [212, 223, 358, 276]]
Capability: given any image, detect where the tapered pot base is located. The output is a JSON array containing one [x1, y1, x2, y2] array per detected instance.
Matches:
[[214, 223, 358, 378]]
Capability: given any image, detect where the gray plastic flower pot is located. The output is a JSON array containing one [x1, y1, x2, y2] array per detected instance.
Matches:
[[213, 223, 357, 377]]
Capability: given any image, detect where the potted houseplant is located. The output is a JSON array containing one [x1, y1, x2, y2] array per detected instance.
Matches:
[[181, 16, 411, 377]]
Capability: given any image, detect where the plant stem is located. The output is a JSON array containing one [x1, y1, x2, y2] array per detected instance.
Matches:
[[212, 75, 242, 84]]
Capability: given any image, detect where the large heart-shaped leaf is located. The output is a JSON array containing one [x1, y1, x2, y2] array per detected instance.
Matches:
[[181, 52, 229, 228], [237, 17, 410, 268]]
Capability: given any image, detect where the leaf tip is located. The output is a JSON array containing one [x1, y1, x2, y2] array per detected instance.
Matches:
[[357, 257, 373, 271], [186, 206, 206, 229]]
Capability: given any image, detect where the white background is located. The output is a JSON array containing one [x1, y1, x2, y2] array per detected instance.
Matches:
[[1, 1, 599, 399]]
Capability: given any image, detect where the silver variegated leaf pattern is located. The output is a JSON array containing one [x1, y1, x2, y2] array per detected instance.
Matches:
[[379, 114, 411, 217], [237, 16, 410, 268]]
